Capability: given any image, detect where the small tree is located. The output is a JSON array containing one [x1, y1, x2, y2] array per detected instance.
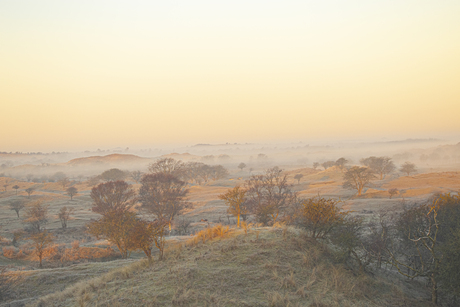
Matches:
[[245, 167, 296, 226], [9, 200, 25, 218], [388, 188, 398, 199], [400, 161, 417, 176], [12, 185, 20, 195], [312, 162, 320, 170], [335, 157, 349, 172], [238, 163, 246, 172], [91, 181, 136, 215], [321, 161, 335, 170], [139, 173, 190, 230], [25, 187, 34, 198], [58, 206, 75, 229], [29, 230, 54, 268], [129, 219, 168, 260], [24, 201, 48, 232], [3, 183, 9, 192], [58, 177, 70, 189], [210, 165, 229, 181], [300, 197, 347, 239], [219, 186, 247, 228], [148, 158, 184, 177], [88, 181, 138, 259], [66, 186, 78, 200], [294, 174, 303, 184], [87, 210, 137, 259], [131, 170, 143, 183], [360, 156, 396, 180], [343, 166, 376, 196]]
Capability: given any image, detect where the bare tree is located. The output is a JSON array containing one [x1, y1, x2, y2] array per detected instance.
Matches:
[[148, 158, 184, 177], [400, 161, 417, 176], [210, 165, 229, 181], [24, 201, 48, 232], [343, 166, 376, 196], [90, 181, 136, 215], [58, 206, 75, 229], [58, 177, 70, 189], [12, 185, 20, 195], [131, 170, 143, 183], [25, 187, 35, 198], [138, 173, 190, 230], [88, 181, 138, 259], [245, 167, 296, 225], [66, 186, 78, 200], [9, 200, 25, 218], [360, 156, 396, 180]]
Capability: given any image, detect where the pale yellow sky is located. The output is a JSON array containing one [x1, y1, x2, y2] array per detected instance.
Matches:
[[1, 1, 459, 151]]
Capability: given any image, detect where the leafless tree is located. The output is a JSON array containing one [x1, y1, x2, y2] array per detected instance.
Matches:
[[131, 170, 143, 183], [148, 158, 184, 177], [58, 206, 75, 229], [24, 201, 48, 233], [245, 167, 296, 225], [138, 173, 190, 230], [58, 177, 70, 189], [91, 181, 137, 215]]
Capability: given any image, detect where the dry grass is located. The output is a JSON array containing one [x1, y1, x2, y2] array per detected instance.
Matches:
[[22, 226, 429, 307]]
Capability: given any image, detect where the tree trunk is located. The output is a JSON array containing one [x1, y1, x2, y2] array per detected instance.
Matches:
[[431, 274, 438, 305], [237, 214, 240, 228]]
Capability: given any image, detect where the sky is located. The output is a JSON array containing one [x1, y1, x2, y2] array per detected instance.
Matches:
[[1, 1, 459, 152]]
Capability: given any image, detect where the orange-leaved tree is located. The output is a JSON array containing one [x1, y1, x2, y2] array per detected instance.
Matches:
[[300, 197, 348, 239], [128, 219, 168, 260], [29, 230, 54, 268], [219, 186, 247, 227]]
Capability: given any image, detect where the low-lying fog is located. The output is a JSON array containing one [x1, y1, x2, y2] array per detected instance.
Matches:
[[1, 138, 459, 181]]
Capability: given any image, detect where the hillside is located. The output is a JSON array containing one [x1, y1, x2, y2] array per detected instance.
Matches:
[[4, 227, 429, 307], [66, 154, 151, 166]]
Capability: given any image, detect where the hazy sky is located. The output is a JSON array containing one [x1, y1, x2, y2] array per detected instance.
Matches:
[[1, 1, 459, 151]]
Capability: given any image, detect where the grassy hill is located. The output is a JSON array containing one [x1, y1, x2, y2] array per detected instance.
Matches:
[[1, 226, 430, 307]]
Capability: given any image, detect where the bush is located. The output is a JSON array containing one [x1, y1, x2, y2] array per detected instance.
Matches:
[[299, 197, 348, 239]]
